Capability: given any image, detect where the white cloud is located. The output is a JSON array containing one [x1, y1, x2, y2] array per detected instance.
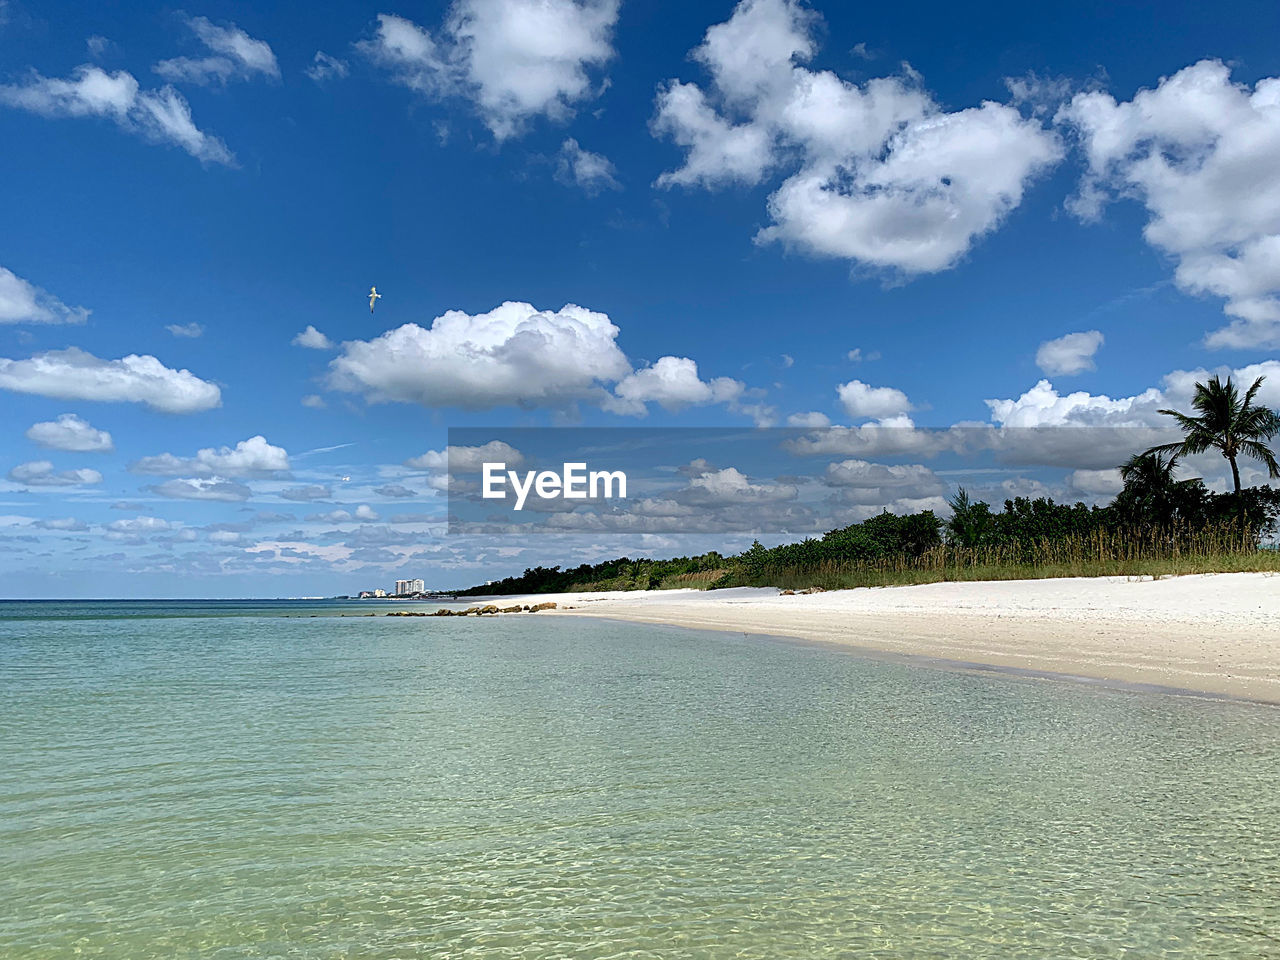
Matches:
[[0, 347, 221, 413], [406, 440, 524, 472], [360, 1, 619, 140], [1068, 468, 1124, 497], [150, 477, 252, 501], [1059, 60, 1280, 348], [301, 394, 326, 409], [0, 266, 89, 324], [1035, 330, 1103, 376], [132, 435, 289, 477], [680, 466, 797, 505], [307, 51, 349, 82], [37, 516, 90, 531], [605, 356, 745, 416], [822, 459, 946, 504], [653, 0, 1061, 275], [556, 138, 621, 194], [108, 516, 172, 533], [837, 379, 913, 420], [154, 16, 280, 86], [8, 460, 102, 487], [986, 379, 1163, 428], [0, 65, 234, 164], [25, 414, 113, 452], [308, 505, 380, 523], [166, 322, 204, 338], [329, 301, 630, 410], [293, 325, 334, 349], [786, 410, 830, 427], [784, 418, 961, 459], [979, 362, 1280, 469]]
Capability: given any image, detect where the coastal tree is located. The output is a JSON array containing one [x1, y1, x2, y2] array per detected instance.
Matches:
[[1113, 451, 1208, 528], [1147, 375, 1280, 496], [945, 488, 993, 548]]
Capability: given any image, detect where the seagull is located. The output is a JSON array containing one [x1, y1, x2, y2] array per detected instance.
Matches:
[[368, 286, 382, 314]]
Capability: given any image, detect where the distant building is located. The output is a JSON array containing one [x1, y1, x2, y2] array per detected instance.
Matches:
[[358, 588, 387, 599], [394, 579, 425, 596]]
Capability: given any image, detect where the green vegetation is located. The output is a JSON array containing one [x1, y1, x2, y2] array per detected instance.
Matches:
[[459, 376, 1280, 596], [1148, 374, 1280, 495]]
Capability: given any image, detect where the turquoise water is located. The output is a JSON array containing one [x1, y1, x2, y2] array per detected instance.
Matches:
[[2, 601, 1279, 958]]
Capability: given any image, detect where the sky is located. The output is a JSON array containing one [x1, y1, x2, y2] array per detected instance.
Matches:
[[1, 0, 1279, 597]]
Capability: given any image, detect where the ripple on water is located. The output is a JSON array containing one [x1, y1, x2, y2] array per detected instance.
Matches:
[[1, 603, 1278, 958]]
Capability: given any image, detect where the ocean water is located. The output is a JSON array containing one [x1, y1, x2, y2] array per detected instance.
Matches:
[[2, 600, 1278, 959]]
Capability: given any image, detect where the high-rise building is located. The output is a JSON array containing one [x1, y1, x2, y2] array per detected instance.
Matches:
[[394, 579, 425, 596]]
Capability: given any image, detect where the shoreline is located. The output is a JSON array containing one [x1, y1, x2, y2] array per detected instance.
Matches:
[[489, 572, 1280, 703]]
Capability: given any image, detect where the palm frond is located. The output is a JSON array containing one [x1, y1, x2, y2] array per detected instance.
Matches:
[[1240, 440, 1280, 479], [1242, 375, 1266, 410]]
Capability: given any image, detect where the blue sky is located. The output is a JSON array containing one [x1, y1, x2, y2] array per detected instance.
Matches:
[[1, 0, 1279, 597]]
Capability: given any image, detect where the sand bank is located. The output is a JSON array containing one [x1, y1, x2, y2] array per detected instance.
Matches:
[[510, 573, 1280, 702]]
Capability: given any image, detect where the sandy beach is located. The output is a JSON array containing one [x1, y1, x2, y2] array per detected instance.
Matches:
[[506, 573, 1280, 703]]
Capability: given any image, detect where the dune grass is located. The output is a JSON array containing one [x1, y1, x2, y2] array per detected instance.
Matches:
[[715, 527, 1280, 591]]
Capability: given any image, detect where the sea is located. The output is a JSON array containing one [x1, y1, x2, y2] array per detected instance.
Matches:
[[2, 599, 1278, 958]]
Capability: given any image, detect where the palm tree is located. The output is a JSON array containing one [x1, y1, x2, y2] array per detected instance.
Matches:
[[1116, 450, 1198, 527], [1147, 375, 1280, 496], [1120, 450, 1181, 499]]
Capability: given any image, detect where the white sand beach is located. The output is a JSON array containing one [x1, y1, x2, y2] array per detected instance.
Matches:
[[512, 573, 1280, 702]]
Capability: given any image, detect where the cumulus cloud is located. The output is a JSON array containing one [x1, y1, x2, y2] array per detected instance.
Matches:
[[36, 517, 89, 531], [1059, 60, 1280, 348], [1068, 468, 1125, 497], [787, 410, 830, 427], [306, 51, 349, 82], [293, 325, 333, 349], [307, 505, 380, 523], [108, 516, 173, 534], [556, 138, 621, 194], [0, 65, 234, 164], [406, 440, 524, 472], [166, 322, 203, 338], [605, 356, 745, 416], [8, 460, 102, 487], [986, 379, 1163, 428], [980, 362, 1280, 469], [0, 347, 221, 413], [1035, 330, 1103, 376], [330, 301, 630, 410], [150, 477, 252, 502], [677, 465, 797, 505], [822, 458, 947, 504], [653, 0, 1061, 274], [0, 266, 89, 325], [300, 394, 326, 409], [837, 379, 913, 420], [154, 16, 280, 86], [25, 414, 113, 452], [131, 435, 289, 477], [360, 1, 619, 140]]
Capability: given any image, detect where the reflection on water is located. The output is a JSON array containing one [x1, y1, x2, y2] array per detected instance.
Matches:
[[2, 602, 1278, 958]]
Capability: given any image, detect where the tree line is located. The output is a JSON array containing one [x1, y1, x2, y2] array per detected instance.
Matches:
[[458, 375, 1280, 596]]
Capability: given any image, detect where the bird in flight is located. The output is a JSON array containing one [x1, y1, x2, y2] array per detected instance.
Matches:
[[368, 286, 382, 314]]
